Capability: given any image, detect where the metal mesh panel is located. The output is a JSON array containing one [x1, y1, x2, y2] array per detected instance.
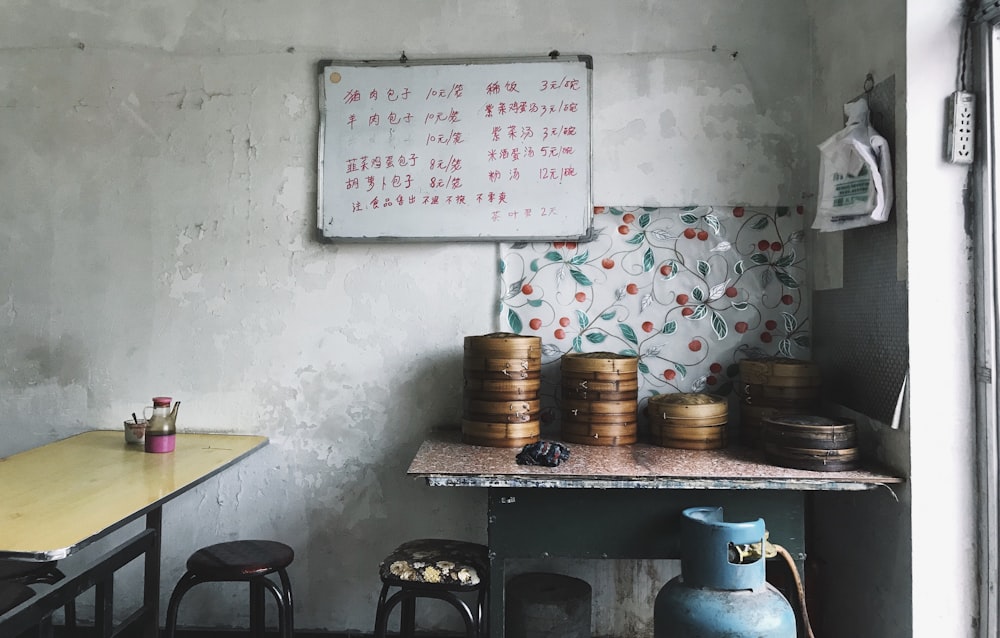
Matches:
[[813, 76, 908, 425]]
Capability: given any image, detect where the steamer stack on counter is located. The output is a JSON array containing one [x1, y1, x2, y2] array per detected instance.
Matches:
[[646, 393, 729, 450], [462, 333, 542, 447], [761, 414, 859, 471], [559, 352, 638, 446], [738, 358, 822, 448], [461, 340, 862, 472]]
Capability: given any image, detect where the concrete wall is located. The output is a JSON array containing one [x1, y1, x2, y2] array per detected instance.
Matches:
[[8, 1, 979, 636], [905, 1, 979, 635]]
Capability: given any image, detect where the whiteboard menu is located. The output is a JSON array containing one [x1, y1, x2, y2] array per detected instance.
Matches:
[[317, 56, 593, 241]]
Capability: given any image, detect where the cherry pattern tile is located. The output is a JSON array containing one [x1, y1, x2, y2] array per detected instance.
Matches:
[[498, 205, 809, 430]]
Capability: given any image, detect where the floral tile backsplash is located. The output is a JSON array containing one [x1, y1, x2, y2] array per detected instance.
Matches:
[[498, 205, 809, 432]]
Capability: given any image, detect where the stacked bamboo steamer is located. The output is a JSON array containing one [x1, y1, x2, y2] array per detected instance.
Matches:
[[761, 414, 859, 471], [462, 333, 541, 447], [646, 393, 729, 450], [738, 358, 822, 448], [560, 352, 638, 445]]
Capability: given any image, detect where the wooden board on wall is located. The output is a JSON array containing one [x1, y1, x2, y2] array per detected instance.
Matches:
[[317, 56, 593, 242]]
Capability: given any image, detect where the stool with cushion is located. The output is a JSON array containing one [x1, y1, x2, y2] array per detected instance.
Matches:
[[374, 538, 489, 638], [164, 540, 294, 638]]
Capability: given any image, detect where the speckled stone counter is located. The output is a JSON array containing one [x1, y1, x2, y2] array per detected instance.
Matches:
[[408, 430, 903, 637], [407, 430, 903, 491]]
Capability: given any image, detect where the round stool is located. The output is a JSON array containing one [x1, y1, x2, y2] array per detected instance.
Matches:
[[374, 538, 489, 638], [164, 540, 294, 638]]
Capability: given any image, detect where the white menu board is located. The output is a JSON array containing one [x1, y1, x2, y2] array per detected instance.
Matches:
[[317, 56, 593, 241]]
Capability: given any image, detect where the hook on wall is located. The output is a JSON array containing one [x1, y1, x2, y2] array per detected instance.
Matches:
[[864, 73, 874, 97]]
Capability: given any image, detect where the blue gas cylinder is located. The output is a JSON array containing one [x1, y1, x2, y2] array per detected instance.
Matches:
[[654, 506, 796, 637]]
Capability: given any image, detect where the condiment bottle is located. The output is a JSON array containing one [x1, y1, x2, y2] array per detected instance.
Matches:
[[144, 396, 178, 453]]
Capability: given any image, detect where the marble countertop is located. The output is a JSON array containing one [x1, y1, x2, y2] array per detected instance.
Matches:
[[407, 430, 904, 492]]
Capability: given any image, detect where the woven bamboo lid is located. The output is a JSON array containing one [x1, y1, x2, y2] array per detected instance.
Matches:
[[561, 351, 638, 374], [464, 332, 542, 355]]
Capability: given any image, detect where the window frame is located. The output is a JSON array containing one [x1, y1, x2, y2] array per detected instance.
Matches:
[[975, 17, 1000, 638]]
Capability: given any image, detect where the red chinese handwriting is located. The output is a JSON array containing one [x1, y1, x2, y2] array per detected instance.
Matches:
[[426, 83, 464, 99], [490, 207, 557, 222], [540, 76, 581, 91], [340, 70, 585, 217]]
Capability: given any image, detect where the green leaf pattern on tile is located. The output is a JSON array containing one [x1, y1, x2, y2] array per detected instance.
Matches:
[[498, 205, 810, 407]]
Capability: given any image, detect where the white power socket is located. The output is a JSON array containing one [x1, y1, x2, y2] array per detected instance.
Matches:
[[946, 90, 975, 164]]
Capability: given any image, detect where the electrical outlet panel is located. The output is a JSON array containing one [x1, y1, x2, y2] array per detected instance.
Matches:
[[946, 90, 975, 164]]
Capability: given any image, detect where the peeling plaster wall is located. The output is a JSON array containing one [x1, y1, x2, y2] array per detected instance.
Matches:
[[0, 1, 810, 634]]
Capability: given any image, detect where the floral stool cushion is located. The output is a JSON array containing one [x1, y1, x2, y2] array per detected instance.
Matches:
[[379, 539, 488, 589]]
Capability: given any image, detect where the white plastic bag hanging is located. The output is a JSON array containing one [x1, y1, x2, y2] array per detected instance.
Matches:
[[813, 98, 894, 232]]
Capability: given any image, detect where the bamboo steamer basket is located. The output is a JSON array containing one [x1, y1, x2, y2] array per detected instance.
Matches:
[[655, 424, 728, 441], [463, 398, 541, 424], [762, 444, 859, 472], [761, 414, 859, 471], [559, 352, 638, 446], [464, 332, 542, 357], [561, 398, 638, 415], [651, 413, 728, 427], [742, 384, 822, 404], [463, 377, 542, 400], [560, 421, 638, 446], [561, 387, 639, 402], [463, 333, 542, 446], [762, 415, 857, 450], [561, 377, 639, 393], [738, 358, 822, 448], [647, 393, 727, 420], [463, 367, 541, 382], [561, 352, 638, 375], [739, 358, 821, 387], [461, 418, 540, 448], [463, 356, 542, 375], [656, 434, 727, 450], [647, 393, 728, 450]]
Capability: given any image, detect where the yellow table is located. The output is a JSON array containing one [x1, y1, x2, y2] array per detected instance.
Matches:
[[0, 430, 268, 637]]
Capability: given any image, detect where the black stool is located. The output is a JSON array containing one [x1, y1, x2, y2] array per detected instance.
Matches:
[[164, 540, 294, 638], [374, 538, 489, 638], [0, 559, 74, 637]]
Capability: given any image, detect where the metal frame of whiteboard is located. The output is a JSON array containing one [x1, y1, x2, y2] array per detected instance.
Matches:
[[317, 55, 594, 242]]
